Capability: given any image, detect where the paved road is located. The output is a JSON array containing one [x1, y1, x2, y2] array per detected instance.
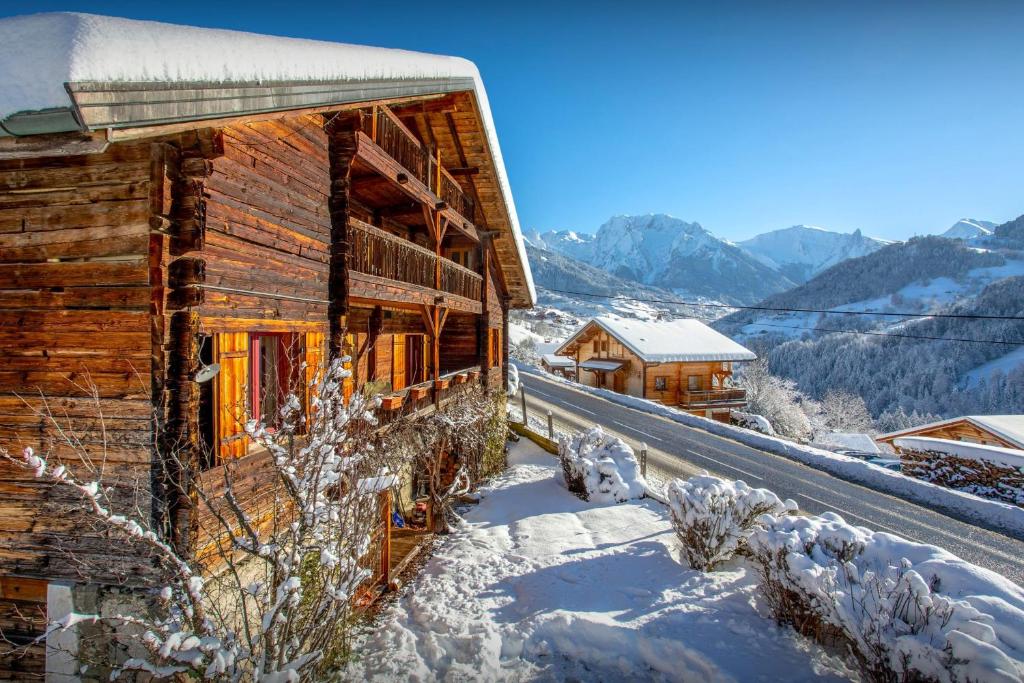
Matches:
[[517, 371, 1024, 584]]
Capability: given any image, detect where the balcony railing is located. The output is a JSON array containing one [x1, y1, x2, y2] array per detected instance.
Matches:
[[679, 388, 747, 407], [349, 219, 483, 301], [361, 106, 475, 223], [374, 367, 483, 425]]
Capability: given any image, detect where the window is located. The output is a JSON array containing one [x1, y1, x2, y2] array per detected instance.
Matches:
[[249, 333, 302, 431], [593, 339, 600, 353], [654, 376, 667, 391], [688, 375, 702, 391], [448, 248, 473, 269], [601, 340, 609, 353]]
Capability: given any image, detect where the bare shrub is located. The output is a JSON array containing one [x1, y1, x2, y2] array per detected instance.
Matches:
[[666, 474, 795, 571], [3, 356, 404, 680]]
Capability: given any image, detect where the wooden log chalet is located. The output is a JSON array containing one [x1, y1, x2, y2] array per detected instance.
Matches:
[[0, 13, 535, 676], [555, 316, 755, 421]]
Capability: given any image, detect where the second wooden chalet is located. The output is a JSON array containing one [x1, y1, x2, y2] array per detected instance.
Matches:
[[555, 317, 755, 420], [0, 13, 534, 676], [877, 415, 1024, 453]]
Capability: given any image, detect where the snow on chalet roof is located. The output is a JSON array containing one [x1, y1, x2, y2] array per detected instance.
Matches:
[[0, 12, 535, 304], [559, 317, 756, 363], [880, 415, 1024, 450]]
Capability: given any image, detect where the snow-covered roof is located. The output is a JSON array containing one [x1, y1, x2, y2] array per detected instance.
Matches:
[[0, 12, 535, 305], [579, 359, 627, 371], [541, 354, 575, 368], [559, 317, 756, 363], [879, 415, 1024, 450], [894, 437, 1024, 470]]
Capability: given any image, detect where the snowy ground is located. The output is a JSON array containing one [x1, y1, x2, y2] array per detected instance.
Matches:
[[346, 439, 850, 682]]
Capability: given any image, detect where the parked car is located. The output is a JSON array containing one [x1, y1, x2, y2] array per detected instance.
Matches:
[[868, 457, 903, 472]]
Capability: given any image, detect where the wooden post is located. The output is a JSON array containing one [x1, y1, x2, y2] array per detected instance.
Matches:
[[381, 489, 392, 588], [640, 442, 648, 478], [547, 410, 554, 440], [520, 385, 527, 426], [325, 114, 359, 359]]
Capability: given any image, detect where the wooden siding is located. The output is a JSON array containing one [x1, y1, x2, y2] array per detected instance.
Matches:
[[0, 577, 46, 679], [200, 118, 331, 325], [0, 141, 157, 583], [879, 419, 1019, 451]]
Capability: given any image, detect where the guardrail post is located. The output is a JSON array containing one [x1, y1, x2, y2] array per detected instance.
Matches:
[[520, 385, 527, 426], [547, 410, 554, 440], [640, 442, 648, 478]]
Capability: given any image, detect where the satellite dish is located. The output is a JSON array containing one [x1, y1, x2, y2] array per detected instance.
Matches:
[[196, 363, 221, 383]]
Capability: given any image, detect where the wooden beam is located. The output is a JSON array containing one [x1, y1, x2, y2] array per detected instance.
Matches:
[[447, 167, 479, 176]]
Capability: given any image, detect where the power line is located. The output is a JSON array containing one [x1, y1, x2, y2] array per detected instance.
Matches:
[[541, 287, 1024, 322], [750, 323, 1024, 346]]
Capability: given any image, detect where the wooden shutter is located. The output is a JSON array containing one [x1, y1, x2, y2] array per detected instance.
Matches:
[[304, 331, 324, 423], [342, 332, 355, 403], [486, 329, 494, 368], [392, 334, 406, 390], [214, 332, 249, 461]]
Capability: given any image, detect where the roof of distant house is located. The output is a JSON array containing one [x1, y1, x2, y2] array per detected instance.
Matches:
[[541, 354, 575, 368], [557, 316, 756, 363], [0, 12, 534, 305], [879, 415, 1024, 450]]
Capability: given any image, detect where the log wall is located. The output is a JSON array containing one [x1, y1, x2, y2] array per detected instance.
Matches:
[[0, 141, 158, 585], [880, 420, 1018, 450]]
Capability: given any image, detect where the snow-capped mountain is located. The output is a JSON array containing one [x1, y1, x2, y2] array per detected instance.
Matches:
[[738, 225, 890, 283], [942, 218, 997, 240], [532, 214, 794, 305]]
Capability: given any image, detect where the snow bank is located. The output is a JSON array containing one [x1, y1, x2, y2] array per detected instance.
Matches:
[[348, 438, 851, 681], [514, 362, 1024, 538], [895, 437, 1024, 470], [557, 425, 646, 503], [749, 511, 1024, 682], [730, 409, 775, 435], [666, 474, 795, 570]]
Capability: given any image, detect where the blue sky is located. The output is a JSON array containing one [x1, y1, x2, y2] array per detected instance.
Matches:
[[4, 1, 1022, 241]]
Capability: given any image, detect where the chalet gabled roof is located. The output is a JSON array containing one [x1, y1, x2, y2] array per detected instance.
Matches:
[[557, 316, 756, 364], [878, 415, 1024, 450], [0, 12, 535, 306]]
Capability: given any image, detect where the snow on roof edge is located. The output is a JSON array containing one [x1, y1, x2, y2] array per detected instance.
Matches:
[[0, 12, 535, 305], [879, 415, 1024, 449], [556, 316, 756, 363]]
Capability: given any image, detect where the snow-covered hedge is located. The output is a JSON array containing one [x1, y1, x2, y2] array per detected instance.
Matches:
[[557, 426, 646, 503], [507, 363, 520, 397], [748, 512, 1024, 683], [730, 409, 776, 436], [666, 474, 795, 570]]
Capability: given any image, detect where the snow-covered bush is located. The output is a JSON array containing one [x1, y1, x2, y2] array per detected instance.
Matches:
[[557, 426, 646, 503], [507, 363, 520, 397], [4, 357, 398, 681], [749, 512, 1024, 683], [666, 474, 795, 570], [730, 409, 776, 436]]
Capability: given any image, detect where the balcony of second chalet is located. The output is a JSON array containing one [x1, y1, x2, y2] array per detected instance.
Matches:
[[678, 388, 747, 408], [348, 219, 482, 312]]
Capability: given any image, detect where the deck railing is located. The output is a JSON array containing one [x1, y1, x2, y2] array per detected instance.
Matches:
[[349, 219, 482, 301], [362, 106, 475, 223], [679, 388, 746, 406]]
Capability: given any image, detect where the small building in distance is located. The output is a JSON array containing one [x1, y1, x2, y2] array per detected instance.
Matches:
[[877, 415, 1024, 453], [555, 317, 756, 421], [541, 353, 576, 378]]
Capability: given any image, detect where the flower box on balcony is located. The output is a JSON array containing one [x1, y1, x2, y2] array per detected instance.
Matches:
[[454, 373, 468, 385], [435, 378, 451, 391], [409, 385, 430, 401], [467, 370, 481, 382], [379, 394, 404, 410]]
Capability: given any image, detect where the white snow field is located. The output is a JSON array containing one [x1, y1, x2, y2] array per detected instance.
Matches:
[[347, 439, 851, 682]]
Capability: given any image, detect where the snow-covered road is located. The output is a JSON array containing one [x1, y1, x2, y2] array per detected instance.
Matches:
[[347, 439, 849, 682], [517, 371, 1024, 585]]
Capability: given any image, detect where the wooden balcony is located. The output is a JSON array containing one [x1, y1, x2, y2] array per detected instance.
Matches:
[[679, 388, 747, 408], [348, 219, 482, 313], [358, 106, 476, 234]]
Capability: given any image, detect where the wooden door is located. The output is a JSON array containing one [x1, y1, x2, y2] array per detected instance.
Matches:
[[392, 334, 407, 390], [214, 332, 249, 461], [613, 371, 625, 393]]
